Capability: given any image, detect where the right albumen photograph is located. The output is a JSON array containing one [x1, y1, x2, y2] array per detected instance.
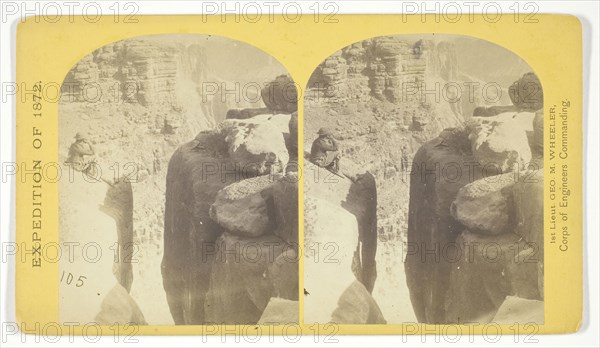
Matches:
[[302, 34, 544, 325]]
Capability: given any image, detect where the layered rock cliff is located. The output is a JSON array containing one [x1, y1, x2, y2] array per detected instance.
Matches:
[[306, 36, 508, 134]]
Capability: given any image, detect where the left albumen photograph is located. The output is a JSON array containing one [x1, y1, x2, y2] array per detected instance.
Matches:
[[58, 34, 299, 325]]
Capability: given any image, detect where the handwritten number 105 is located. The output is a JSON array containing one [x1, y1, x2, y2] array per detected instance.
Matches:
[[60, 271, 86, 287]]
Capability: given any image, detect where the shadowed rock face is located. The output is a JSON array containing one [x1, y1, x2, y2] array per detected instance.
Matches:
[[204, 233, 291, 324], [266, 173, 299, 245], [162, 131, 232, 325], [405, 128, 480, 324], [445, 232, 540, 324], [342, 171, 378, 293], [101, 180, 134, 292], [162, 129, 294, 324], [202, 174, 299, 325], [512, 170, 544, 298]]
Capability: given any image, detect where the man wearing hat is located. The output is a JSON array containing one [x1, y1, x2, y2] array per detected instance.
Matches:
[[310, 127, 341, 173], [66, 132, 96, 172]]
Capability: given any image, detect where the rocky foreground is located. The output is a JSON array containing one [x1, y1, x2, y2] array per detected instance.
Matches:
[[303, 36, 543, 324], [59, 174, 143, 325], [162, 76, 300, 324], [406, 73, 544, 324], [303, 161, 384, 324]]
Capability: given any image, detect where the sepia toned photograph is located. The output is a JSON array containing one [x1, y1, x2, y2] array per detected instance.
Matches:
[[58, 34, 299, 325], [7, 4, 590, 344], [303, 34, 544, 325]]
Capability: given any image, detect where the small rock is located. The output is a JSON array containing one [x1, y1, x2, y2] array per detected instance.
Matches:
[[257, 298, 298, 324], [492, 296, 544, 324], [330, 280, 386, 324]]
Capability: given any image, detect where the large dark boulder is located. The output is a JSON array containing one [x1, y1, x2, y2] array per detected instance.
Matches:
[[405, 128, 481, 323], [161, 131, 234, 325], [209, 175, 275, 238], [261, 75, 298, 114], [450, 172, 516, 236], [508, 72, 543, 111]]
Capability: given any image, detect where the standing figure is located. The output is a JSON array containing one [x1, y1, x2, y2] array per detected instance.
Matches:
[[153, 148, 162, 174], [400, 145, 411, 183]]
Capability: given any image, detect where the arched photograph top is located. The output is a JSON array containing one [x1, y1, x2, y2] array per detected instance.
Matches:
[[58, 34, 299, 326], [303, 34, 543, 325]]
